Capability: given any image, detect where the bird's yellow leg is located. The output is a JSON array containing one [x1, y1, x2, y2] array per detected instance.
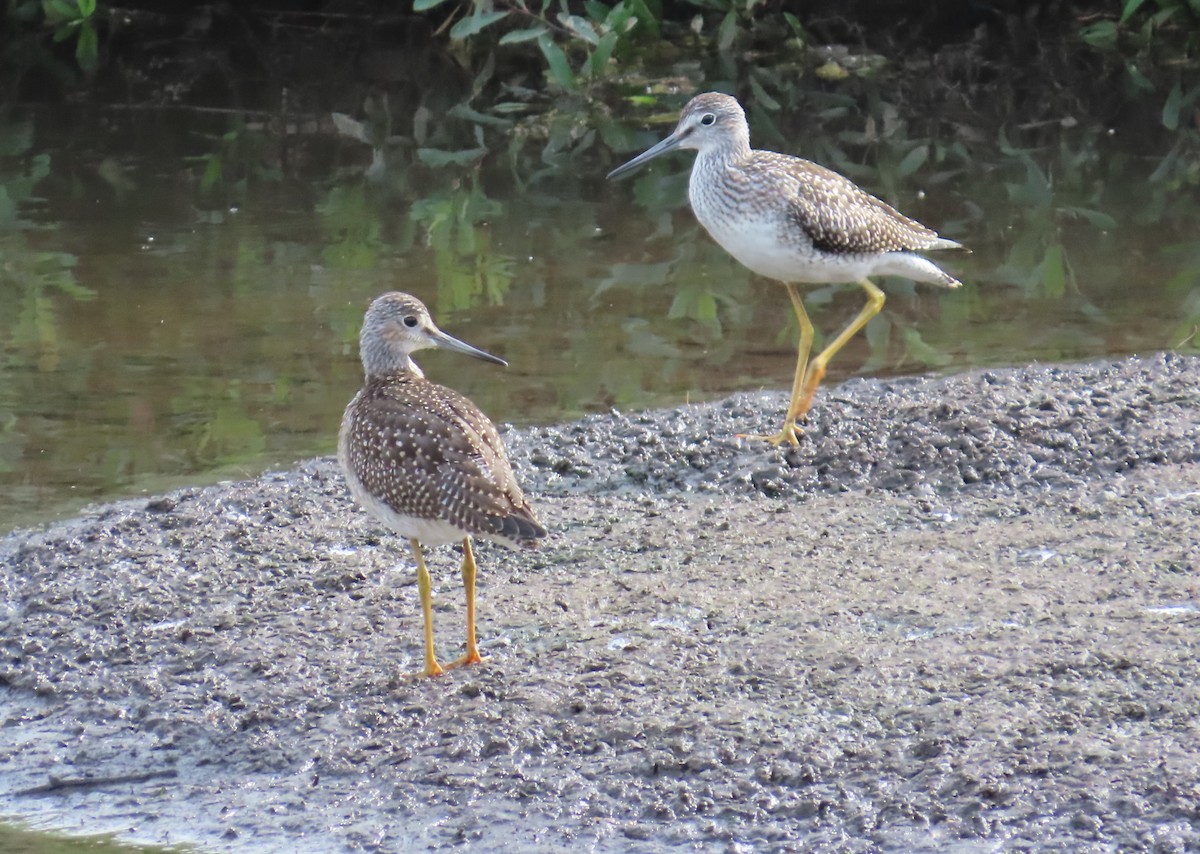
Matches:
[[445, 537, 484, 670], [791, 278, 885, 424], [738, 282, 815, 447], [410, 538, 445, 678]]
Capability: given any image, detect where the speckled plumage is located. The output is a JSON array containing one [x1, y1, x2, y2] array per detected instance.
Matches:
[[607, 92, 967, 445], [675, 93, 962, 286], [339, 371, 542, 548], [337, 291, 544, 677]]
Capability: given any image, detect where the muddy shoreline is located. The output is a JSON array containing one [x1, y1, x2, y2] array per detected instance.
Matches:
[[2, 354, 1199, 852]]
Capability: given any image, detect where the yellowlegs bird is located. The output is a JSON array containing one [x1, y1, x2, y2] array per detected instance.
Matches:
[[339, 292, 546, 678], [608, 92, 964, 446]]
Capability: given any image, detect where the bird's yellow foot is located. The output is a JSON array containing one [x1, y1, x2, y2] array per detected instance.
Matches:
[[408, 645, 446, 679], [444, 651, 485, 671], [399, 659, 447, 681], [736, 423, 803, 447]]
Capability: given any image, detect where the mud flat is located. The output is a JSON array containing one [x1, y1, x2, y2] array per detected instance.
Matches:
[[2, 354, 1198, 852]]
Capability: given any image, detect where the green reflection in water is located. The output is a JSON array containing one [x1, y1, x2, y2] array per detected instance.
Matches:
[[0, 821, 180, 853], [0, 106, 1197, 535]]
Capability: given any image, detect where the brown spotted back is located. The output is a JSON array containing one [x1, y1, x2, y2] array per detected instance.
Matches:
[[341, 372, 544, 547]]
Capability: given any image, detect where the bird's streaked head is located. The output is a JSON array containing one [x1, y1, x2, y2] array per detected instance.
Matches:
[[607, 92, 750, 180], [358, 291, 506, 379]]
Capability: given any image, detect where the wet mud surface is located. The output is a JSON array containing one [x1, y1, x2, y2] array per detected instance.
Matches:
[[2, 354, 1199, 852]]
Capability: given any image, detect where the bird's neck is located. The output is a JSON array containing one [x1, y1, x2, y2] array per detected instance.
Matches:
[[695, 134, 752, 169], [361, 338, 423, 379]]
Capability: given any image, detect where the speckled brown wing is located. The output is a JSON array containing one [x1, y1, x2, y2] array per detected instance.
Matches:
[[343, 374, 545, 545], [747, 152, 943, 255]]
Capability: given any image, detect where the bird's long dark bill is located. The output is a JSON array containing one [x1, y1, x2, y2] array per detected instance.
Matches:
[[606, 133, 681, 180], [432, 329, 507, 367]]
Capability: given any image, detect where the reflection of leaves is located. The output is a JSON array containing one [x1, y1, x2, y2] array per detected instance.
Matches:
[[194, 398, 267, 463], [860, 312, 892, 374], [1, 239, 95, 370], [594, 261, 673, 299], [317, 185, 381, 269], [0, 121, 51, 231], [0, 120, 35, 157], [409, 181, 514, 312], [621, 318, 682, 359], [188, 122, 278, 198], [1059, 206, 1118, 230], [667, 283, 721, 331], [900, 326, 953, 369], [1039, 244, 1067, 299], [1, 140, 93, 371], [417, 147, 486, 168]]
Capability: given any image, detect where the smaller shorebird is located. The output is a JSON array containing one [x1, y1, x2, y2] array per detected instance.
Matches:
[[339, 292, 546, 678], [608, 92, 964, 446]]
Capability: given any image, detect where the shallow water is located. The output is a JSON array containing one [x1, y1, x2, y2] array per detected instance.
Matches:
[[1, 104, 1197, 533]]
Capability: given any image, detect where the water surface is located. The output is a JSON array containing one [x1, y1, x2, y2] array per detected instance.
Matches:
[[2, 105, 1196, 533]]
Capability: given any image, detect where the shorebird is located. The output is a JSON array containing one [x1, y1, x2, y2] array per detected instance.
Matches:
[[608, 92, 964, 446], [339, 292, 546, 678]]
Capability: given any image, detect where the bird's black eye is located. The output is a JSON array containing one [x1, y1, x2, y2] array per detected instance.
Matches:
[[700, 113, 716, 126], [402, 315, 419, 328]]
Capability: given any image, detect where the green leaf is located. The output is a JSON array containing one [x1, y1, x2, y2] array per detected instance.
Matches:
[[537, 34, 576, 90], [1060, 206, 1118, 230], [76, 0, 96, 18], [0, 187, 17, 230], [413, 0, 453, 10], [28, 152, 51, 182], [717, 9, 738, 51], [559, 13, 599, 45], [604, 1, 636, 31], [43, 0, 76, 22], [585, 30, 619, 78], [48, 266, 97, 300], [1079, 20, 1118, 50], [860, 313, 891, 372], [1119, 0, 1147, 24], [783, 12, 807, 40], [75, 23, 98, 71], [490, 101, 532, 114], [901, 327, 951, 368], [748, 75, 780, 110], [449, 10, 507, 39], [896, 143, 929, 178], [499, 26, 547, 44], [1162, 81, 1184, 130], [417, 147, 486, 167], [1126, 63, 1154, 92], [448, 103, 513, 128], [200, 155, 222, 193], [471, 49, 495, 94], [623, 0, 660, 38], [0, 120, 34, 157], [1040, 244, 1065, 298]]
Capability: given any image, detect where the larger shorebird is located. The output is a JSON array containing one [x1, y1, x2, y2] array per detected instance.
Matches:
[[608, 92, 964, 446], [339, 292, 546, 678]]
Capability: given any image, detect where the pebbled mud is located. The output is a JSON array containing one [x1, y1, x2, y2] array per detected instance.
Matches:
[[1, 354, 1199, 852]]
